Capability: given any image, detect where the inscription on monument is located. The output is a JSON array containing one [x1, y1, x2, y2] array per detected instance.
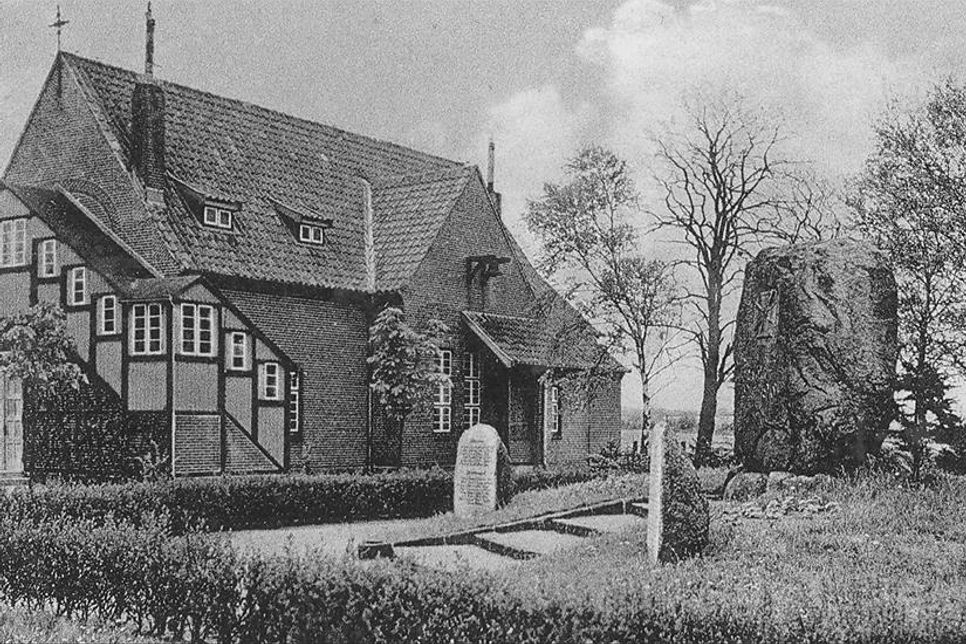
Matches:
[[454, 424, 501, 518]]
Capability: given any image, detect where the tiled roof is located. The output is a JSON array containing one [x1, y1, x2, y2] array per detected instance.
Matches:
[[122, 276, 202, 301], [372, 166, 473, 289], [4, 183, 153, 290], [59, 53, 466, 292], [463, 310, 625, 372]]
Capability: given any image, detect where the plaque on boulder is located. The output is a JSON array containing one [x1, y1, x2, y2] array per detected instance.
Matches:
[[734, 239, 897, 474], [647, 421, 710, 564], [454, 424, 510, 518]]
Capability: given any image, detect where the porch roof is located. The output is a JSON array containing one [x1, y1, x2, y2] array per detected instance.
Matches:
[[461, 310, 625, 372]]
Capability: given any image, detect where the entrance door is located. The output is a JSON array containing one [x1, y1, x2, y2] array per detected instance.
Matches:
[[508, 369, 540, 465], [1, 374, 23, 473]]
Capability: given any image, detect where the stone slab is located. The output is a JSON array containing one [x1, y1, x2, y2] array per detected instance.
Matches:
[[556, 514, 646, 533], [475, 529, 587, 555]]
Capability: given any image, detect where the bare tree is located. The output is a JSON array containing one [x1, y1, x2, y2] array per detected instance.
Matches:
[[651, 93, 836, 465], [527, 146, 681, 436]]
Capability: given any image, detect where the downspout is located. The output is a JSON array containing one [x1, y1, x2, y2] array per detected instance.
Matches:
[[169, 295, 176, 478], [361, 177, 375, 470]]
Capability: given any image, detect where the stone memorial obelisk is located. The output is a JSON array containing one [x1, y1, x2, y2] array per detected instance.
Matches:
[[646, 420, 710, 563], [646, 420, 665, 564]]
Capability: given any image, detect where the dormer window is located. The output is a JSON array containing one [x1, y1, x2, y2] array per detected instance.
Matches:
[[271, 198, 332, 246], [299, 224, 326, 245], [171, 176, 241, 232], [203, 206, 233, 230]]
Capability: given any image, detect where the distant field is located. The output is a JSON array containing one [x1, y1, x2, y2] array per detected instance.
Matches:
[[620, 416, 734, 454]]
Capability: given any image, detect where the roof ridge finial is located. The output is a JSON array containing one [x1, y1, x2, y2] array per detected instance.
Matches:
[[145, 1, 156, 76], [49, 5, 70, 53], [486, 137, 495, 191]]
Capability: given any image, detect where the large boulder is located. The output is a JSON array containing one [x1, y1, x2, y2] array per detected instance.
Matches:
[[734, 239, 897, 474]]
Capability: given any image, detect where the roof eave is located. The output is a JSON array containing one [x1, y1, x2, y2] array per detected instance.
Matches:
[[461, 311, 515, 368]]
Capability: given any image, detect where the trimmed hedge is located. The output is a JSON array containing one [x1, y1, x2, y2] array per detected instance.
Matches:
[[2, 464, 607, 534], [2, 511, 960, 643]]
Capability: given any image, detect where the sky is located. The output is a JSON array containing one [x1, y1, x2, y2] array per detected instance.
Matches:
[[2, 0, 965, 413]]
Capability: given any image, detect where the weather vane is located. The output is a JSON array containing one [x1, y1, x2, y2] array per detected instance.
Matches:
[[49, 5, 70, 52]]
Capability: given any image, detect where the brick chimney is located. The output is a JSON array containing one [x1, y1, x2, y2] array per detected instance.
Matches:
[[131, 2, 165, 205], [486, 138, 502, 219]]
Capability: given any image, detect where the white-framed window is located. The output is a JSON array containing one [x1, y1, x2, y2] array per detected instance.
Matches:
[[202, 206, 233, 230], [131, 303, 164, 355], [433, 349, 453, 433], [259, 362, 282, 400], [69, 266, 88, 306], [288, 371, 301, 433], [544, 384, 562, 437], [0, 219, 27, 268], [98, 295, 118, 335], [38, 239, 57, 277], [180, 303, 215, 356], [463, 351, 481, 429], [2, 374, 24, 473], [299, 224, 326, 245], [227, 331, 249, 371]]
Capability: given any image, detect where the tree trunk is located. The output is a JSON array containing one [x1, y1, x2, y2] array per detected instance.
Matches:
[[694, 359, 719, 466], [639, 370, 651, 454], [909, 287, 931, 480], [694, 283, 722, 466]]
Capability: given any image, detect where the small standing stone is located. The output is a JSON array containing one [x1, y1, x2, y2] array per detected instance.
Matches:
[[454, 424, 510, 518], [647, 422, 710, 563]]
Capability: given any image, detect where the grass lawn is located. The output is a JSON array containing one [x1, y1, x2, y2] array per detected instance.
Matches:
[[230, 470, 659, 556], [487, 471, 966, 641]]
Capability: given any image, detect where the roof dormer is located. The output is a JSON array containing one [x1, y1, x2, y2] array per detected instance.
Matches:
[[271, 199, 332, 247], [171, 176, 241, 231]]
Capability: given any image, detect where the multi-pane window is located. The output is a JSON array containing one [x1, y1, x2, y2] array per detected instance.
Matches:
[[2, 374, 24, 473], [227, 332, 249, 370], [288, 371, 301, 433], [180, 304, 215, 356], [131, 303, 164, 355], [38, 239, 57, 277], [98, 295, 118, 335], [259, 362, 282, 400], [544, 384, 562, 437], [69, 267, 88, 305], [202, 206, 233, 229], [299, 224, 325, 245], [463, 351, 481, 429], [433, 349, 453, 433], [0, 219, 27, 268]]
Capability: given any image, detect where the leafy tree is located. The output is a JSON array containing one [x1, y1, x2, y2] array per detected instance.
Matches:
[[527, 146, 681, 436], [368, 307, 449, 459], [0, 303, 84, 389], [852, 79, 966, 477], [651, 92, 837, 466]]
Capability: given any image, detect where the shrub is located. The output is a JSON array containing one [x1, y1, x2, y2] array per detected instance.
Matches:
[[1, 469, 454, 533], [0, 465, 611, 535], [4, 476, 966, 643]]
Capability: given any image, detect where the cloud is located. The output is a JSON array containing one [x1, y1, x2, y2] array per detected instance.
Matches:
[[576, 0, 922, 177], [476, 0, 933, 411], [475, 85, 594, 253]]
